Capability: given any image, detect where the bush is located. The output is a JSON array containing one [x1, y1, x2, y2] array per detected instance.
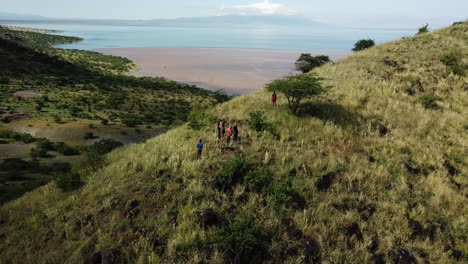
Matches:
[[0, 158, 31, 171], [52, 142, 79, 156], [243, 167, 270, 193], [88, 139, 123, 155], [352, 39, 375, 52], [35, 138, 53, 150], [419, 95, 441, 110], [295, 54, 331, 73], [441, 52, 465, 76], [52, 114, 62, 124], [216, 214, 268, 263], [187, 104, 216, 130], [121, 115, 143, 127], [219, 154, 249, 189], [79, 150, 105, 172], [55, 172, 82, 192], [417, 24, 429, 35], [248, 111, 270, 132], [83, 132, 96, 140], [30, 147, 48, 159]]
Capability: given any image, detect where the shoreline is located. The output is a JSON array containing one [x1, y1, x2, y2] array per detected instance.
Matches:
[[96, 47, 350, 94]]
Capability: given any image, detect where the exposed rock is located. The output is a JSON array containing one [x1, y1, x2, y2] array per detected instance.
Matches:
[[199, 208, 219, 229]]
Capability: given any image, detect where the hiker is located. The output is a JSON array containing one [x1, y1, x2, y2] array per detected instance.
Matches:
[[221, 120, 226, 140], [217, 120, 223, 139], [226, 126, 233, 144], [233, 122, 239, 142], [197, 139, 204, 160], [272, 91, 277, 106]]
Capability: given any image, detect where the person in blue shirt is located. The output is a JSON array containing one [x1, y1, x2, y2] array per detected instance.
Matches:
[[197, 139, 204, 160]]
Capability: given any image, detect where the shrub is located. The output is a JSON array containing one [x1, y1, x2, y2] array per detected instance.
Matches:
[[30, 148, 48, 159], [0, 116, 10, 123], [87, 138, 123, 155], [52, 142, 79, 156], [248, 111, 270, 132], [55, 172, 82, 192], [219, 154, 249, 189], [121, 115, 143, 127], [243, 167, 270, 193], [100, 119, 109, 125], [52, 114, 62, 124], [295, 54, 331, 73], [0, 158, 31, 171], [417, 24, 429, 35], [216, 214, 268, 263], [352, 39, 375, 52], [187, 104, 216, 130], [35, 138, 53, 151], [83, 132, 96, 140], [266, 73, 328, 115], [441, 52, 465, 76], [79, 150, 105, 172], [419, 95, 441, 110]]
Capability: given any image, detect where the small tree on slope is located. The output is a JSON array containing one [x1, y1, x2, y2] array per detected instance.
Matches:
[[352, 39, 375, 52], [266, 73, 328, 115]]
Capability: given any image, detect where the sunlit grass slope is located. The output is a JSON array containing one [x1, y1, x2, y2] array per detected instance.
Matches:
[[0, 22, 467, 263]]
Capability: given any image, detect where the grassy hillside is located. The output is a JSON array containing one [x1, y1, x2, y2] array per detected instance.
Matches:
[[0, 26, 228, 204], [0, 23, 467, 263]]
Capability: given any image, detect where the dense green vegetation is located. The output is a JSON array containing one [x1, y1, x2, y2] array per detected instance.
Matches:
[[0, 26, 229, 204], [0, 22, 467, 263], [0, 26, 228, 127]]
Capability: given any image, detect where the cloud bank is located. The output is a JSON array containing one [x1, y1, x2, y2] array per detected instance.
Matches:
[[219, 1, 297, 16]]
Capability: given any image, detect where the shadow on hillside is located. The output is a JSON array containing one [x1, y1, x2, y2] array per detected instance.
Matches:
[[298, 102, 360, 128]]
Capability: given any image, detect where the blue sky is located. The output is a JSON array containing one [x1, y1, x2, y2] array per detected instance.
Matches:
[[2, 0, 467, 27]]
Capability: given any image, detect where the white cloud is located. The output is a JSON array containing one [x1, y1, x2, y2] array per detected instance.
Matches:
[[219, 1, 297, 16]]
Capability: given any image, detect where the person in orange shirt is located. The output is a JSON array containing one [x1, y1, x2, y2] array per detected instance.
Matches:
[[226, 126, 233, 144]]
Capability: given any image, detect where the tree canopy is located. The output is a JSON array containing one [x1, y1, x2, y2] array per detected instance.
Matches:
[[295, 54, 331, 73], [352, 39, 375, 52], [266, 73, 328, 115]]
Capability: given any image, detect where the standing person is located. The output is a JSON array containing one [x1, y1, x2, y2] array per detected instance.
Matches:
[[226, 126, 232, 144], [197, 139, 204, 160], [272, 91, 277, 106], [233, 122, 239, 142], [217, 120, 222, 139], [221, 120, 226, 140]]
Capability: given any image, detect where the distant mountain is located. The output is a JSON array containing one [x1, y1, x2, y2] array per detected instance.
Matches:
[[150, 15, 322, 26], [0, 14, 322, 27], [0, 12, 50, 20]]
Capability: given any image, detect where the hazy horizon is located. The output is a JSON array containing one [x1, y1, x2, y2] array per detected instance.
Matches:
[[1, 0, 467, 28]]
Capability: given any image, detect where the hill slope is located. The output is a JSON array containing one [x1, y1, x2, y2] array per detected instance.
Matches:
[[0, 23, 467, 263]]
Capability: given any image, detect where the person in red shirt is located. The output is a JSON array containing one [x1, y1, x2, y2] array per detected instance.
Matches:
[[272, 91, 277, 106]]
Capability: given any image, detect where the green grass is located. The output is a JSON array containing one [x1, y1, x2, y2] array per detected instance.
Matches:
[[0, 22, 467, 263]]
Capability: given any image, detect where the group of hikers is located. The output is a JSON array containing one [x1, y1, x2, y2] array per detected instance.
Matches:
[[197, 92, 278, 159], [196, 119, 240, 160]]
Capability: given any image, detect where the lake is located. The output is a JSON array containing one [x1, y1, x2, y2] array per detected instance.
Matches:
[[4, 23, 415, 51]]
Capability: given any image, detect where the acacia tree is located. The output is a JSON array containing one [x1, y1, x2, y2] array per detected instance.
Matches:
[[295, 54, 331, 73], [352, 39, 375, 52], [266, 73, 328, 115]]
